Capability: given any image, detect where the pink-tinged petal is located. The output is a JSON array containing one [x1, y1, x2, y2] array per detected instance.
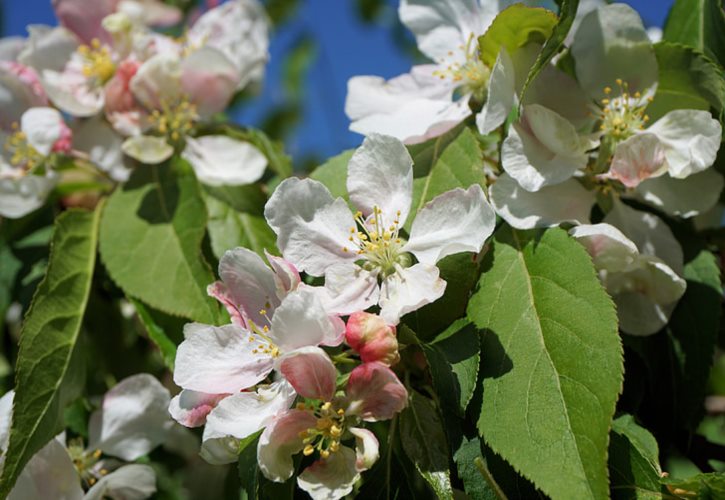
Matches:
[[264, 177, 356, 276], [606, 133, 666, 188], [347, 134, 413, 228], [104, 59, 143, 135], [204, 381, 296, 440], [117, 0, 183, 27], [297, 447, 360, 500], [181, 47, 240, 117], [83, 464, 156, 500], [317, 263, 380, 317], [168, 390, 228, 428], [345, 312, 399, 366], [349, 427, 379, 472], [206, 281, 245, 326], [379, 263, 446, 325], [87, 373, 171, 461], [569, 223, 639, 273], [8, 438, 83, 500], [0, 62, 47, 129], [130, 53, 183, 111], [403, 184, 495, 265], [271, 288, 343, 351], [346, 362, 408, 422], [258, 410, 317, 482], [277, 347, 337, 401], [173, 323, 274, 394], [52, 0, 115, 44], [265, 250, 301, 296]]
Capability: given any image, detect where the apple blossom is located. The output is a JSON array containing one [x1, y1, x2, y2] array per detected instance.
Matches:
[[345, 312, 400, 366], [265, 133, 496, 324]]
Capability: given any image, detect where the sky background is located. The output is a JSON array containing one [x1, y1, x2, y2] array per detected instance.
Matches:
[[1, 0, 674, 165]]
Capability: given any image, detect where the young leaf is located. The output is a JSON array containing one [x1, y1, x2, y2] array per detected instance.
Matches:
[[399, 391, 455, 500], [0, 205, 102, 497], [608, 415, 663, 499], [99, 163, 220, 324], [663, 0, 725, 68], [467, 226, 623, 499]]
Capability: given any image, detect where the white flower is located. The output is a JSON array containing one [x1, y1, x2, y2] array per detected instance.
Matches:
[[264, 133, 495, 324]]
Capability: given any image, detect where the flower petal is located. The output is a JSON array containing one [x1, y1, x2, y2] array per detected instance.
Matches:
[[297, 446, 360, 500], [634, 168, 724, 218], [83, 464, 156, 500], [403, 184, 495, 264], [17, 26, 78, 74], [204, 381, 296, 441], [607, 133, 666, 188], [52, 0, 113, 44], [257, 409, 317, 482], [121, 135, 174, 164], [181, 47, 240, 117], [571, 4, 657, 100], [646, 109, 722, 178], [87, 373, 171, 461], [346, 362, 408, 422], [0, 62, 47, 129], [347, 134, 414, 227], [317, 263, 380, 317], [168, 390, 228, 428], [489, 174, 595, 229], [569, 223, 639, 273], [40, 67, 104, 117], [20, 107, 63, 155], [264, 177, 355, 276], [265, 250, 301, 296], [0, 171, 57, 219], [130, 53, 183, 110], [173, 323, 274, 393], [277, 347, 337, 401], [502, 104, 589, 191], [8, 437, 83, 500], [182, 135, 267, 186], [271, 288, 342, 351], [72, 117, 131, 182], [349, 427, 380, 472], [379, 263, 446, 325], [476, 48, 516, 135], [345, 312, 399, 366]]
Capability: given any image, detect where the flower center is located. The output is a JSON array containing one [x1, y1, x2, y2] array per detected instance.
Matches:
[[67, 440, 108, 488], [299, 402, 346, 460], [247, 310, 280, 358], [598, 79, 651, 143], [78, 39, 116, 85], [4, 124, 43, 172], [343, 206, 410, 277], [148, 98, 198, 145], [432, 33, 491, 100]]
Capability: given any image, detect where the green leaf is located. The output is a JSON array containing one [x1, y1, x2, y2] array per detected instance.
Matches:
[[130, 297, 177, 370], [99, 163, 220, 324], [478, 4, 558, 68], [661, 472, 725, 499], [467, 226, 623, 499], [0, 205, 102, 497], [238, 431, 262, 499], [422, 319, 480, 416], [453, 437, 501, 500], [399, 392, 454, 500], [518, 0, 580, 111], [0, 241, 22, 321], [608, 415, 663, 499], [663, 0, 725, 68], [204, 194, 278, 260], [309, 150, 354, 200], [648, 42, 725, 121]]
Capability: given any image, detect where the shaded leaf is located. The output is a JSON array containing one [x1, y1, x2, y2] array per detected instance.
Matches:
[[608, 415, 662, 499], [130, 297, 177, 371], [663, 0, 725, 68]]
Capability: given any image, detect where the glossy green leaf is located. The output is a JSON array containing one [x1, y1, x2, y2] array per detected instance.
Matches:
[[308, 150, 354, 200], [467, 226, 623, 499], [238, 431, 262, 499], [205, 194, 278, 260], [99, 163, 220, 324], [663, 0, 725, 68], [478, 4, 557, 67], [608, 415, 662, 499], [0, 205, 102, 497]]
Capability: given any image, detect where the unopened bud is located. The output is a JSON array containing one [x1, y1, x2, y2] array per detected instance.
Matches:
[[345, 312, 400, 366]]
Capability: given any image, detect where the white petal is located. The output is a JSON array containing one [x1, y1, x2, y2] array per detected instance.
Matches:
[[173, 323, 274, 394], [347, 133, 413, 227], [17, 26, 78, 73], [297, 447, 360, 500], [83, 464, 156, 500], [607, 133, 666, 188], [20, 107, 63, 155], [168, 390, 226, 428], [204, 381, 295, 441], [403, 184, 494, 264], [477, 48, 515, 135], [646, 109, 722, 178], [0, 172, 56, 219], [521, 65, 594, 130], [379, 263, 446, 325], [121, 135, 173, 164], [317, 263, 380, 316], [72, 118, 131, 182], [130, 53, 183, 110], [634, 168, 724, 218], [571, 4, 657, 100], [8, 438, 83, 500], [264, 177, 356, 276], [569, 223, 639, 273], [0, 391, 13, 455], [271, 288, 342, 351], [181, 47, 240, 117], [350, 428, 379, 472], [87, 373, 171, 461], [257, 410, 317, 482], [0, 63, 48, 129], [604, 200, 683, 274], [41, 68, 104, 117], [502, 104, 590, 191], [182, 135, 266, 186], [265, 250, 301, 297], [490, 174, 595, 229]]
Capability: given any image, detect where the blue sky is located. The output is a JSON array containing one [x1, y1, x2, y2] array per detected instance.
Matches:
[[1, 0, 674, 163]]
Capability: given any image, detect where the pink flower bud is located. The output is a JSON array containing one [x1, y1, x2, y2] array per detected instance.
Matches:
[[345, 312, 399, 366]]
